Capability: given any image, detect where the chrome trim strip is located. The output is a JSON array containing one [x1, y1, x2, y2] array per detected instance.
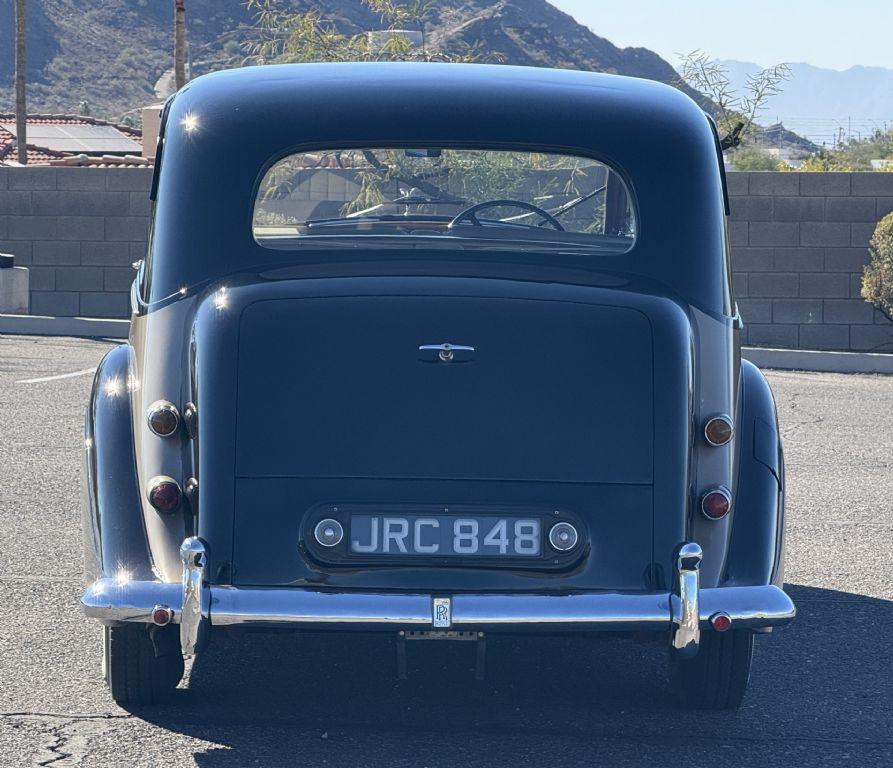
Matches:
[[418, 344, 475, 353], [81, 579, 182, 623], [699, 584, 795, 626], [209, 587, 433, 627], [450, 592, 669, 628]]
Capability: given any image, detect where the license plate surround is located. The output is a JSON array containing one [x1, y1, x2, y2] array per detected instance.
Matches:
[[302, 503, 585, 570]]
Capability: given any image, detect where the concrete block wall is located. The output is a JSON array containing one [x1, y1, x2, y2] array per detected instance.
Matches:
[[0, 166, 152, 318], [728, 172, 893, 352], [0, 166, 892, 352]]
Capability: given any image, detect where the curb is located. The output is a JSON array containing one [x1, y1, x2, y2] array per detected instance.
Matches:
[[0, 313, 129, 339], [743, 347, 893, 374]]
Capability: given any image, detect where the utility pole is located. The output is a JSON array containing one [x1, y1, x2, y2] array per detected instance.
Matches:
[[14, 0, 27, 165], [174, 0, 187, 90]]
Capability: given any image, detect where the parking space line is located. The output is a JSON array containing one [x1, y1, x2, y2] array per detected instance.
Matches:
[[16, 368, 96, 384]]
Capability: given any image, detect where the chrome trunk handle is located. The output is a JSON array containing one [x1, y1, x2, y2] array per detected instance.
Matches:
[[418, 343, 475, 363]]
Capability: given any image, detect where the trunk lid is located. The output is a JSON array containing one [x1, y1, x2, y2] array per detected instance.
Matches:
[[190, 277, 691, 593], [235, 296, 653, 485]]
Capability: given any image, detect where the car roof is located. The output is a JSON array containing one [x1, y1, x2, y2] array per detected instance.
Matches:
[[149, 63, 729, 315], [173, 62, 706, 152]]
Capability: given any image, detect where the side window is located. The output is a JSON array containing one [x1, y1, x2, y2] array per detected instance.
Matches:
[[707, 117, 734, 315], [707, 116, 731, 216], [134, 204, 155, 309], [139, 96, 172, 308]]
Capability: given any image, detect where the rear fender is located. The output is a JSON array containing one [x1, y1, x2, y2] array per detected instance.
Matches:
[[723, 360, 785, 587], [82, 344, 155, 582]]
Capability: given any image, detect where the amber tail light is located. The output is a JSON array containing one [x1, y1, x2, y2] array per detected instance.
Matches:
[[703, 415, 734, 446]]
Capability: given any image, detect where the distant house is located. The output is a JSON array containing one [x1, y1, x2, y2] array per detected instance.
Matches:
[[0, 114, 150, 167], [765, 147, 809, 169]]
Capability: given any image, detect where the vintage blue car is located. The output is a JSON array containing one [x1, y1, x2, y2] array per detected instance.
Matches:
[[81, 62, 794, 708]]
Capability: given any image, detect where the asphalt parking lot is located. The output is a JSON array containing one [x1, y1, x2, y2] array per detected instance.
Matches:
[[1, 333, 891, 767]]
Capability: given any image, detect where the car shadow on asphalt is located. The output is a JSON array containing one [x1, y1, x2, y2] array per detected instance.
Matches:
[[129, 584, 893, 767]]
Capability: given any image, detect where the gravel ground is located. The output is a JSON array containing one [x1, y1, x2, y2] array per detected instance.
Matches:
[[0, 334, 891, 767]]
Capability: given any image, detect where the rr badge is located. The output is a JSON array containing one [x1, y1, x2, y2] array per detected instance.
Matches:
[[432, 597, 451, 628]]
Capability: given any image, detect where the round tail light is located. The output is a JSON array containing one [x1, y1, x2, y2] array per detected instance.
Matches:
[[704, 415, 734, 446], [710, 612, 732, 632], [701, 487, 732, 520], [147, 400, 180, 437], [147, 476, 182, 513], [152, 605, 174, 626]]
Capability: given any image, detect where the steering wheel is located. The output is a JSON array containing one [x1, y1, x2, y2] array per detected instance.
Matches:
[[448, 199, 565, 231]]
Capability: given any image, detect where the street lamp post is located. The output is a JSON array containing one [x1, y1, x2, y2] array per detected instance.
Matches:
[[14, 0, 27, 165], [174, 0, 187, 90]]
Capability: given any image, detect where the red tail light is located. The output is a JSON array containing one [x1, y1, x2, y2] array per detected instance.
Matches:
[[147, 476, 182, 513], [701, 487, 732, 520], [152, 605, 174, 626], [147, 400, 180, 437], [710, 612, 732, 632]]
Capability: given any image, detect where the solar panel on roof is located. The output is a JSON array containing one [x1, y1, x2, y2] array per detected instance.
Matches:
[[0, 123, 141, 155]]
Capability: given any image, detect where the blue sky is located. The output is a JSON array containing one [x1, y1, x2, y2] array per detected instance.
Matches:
[[549, 0, 893, 70]]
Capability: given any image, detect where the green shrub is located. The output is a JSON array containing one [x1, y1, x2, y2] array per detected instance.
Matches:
[[862, 213, 893, 321]]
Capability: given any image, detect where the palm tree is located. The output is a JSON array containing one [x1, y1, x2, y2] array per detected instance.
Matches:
[[14, 0, 26, 165], [174, 0, 187, 90]]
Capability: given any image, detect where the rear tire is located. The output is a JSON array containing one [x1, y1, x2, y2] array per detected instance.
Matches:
[[670, 629, 754, 710], [104, 624, 184, 706]]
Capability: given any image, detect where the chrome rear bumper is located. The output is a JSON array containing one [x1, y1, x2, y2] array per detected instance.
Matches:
[[81, 538, 795, 658], [80, 580, 795, 631]]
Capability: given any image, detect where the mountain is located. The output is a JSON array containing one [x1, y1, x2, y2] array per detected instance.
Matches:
[[717, 60, 893, 146], [427, 0, 698, 91], [0, 0, 703, 123]]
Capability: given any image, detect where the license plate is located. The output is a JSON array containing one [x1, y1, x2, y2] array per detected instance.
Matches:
[[349, 515, 542, 557]]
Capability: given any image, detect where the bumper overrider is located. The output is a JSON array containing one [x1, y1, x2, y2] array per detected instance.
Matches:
[[81, 539, 795, 657]]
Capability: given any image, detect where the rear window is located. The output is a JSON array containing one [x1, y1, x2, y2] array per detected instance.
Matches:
[[253, 148, 636, 253]]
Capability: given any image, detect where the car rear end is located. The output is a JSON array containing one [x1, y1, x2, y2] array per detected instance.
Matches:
[[80, 63, 794, 708], [86, 271, 792, 637]]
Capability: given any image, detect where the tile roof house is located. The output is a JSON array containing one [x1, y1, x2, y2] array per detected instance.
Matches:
[[0, 114, 150, 167]]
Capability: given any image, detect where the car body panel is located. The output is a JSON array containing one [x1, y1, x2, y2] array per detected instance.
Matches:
[[724, 360, 786, 588], [82, 344, 155, 583]]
